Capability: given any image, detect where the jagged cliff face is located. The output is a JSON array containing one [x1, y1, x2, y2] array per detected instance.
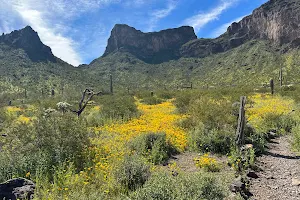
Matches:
[[103, 24, 197, 63], [0, 26, 56, 62], [228, 0, 300, 45], [181, 0, 300, 58]]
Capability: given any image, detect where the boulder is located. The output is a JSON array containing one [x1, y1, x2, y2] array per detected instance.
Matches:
[[230, 176, 246, 193], [247, 171, 259, 179], [267, 131, 277, 139], [0, 178, 35, 200], [292, 178, 300, 186]]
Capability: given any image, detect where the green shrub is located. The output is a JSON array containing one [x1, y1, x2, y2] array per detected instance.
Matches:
[[292, 124, 300, 152], [114, 155, 150, 191], [187, 97, 236, 130], [259, 113, 296, 134], [85, 110, 111, 127], [247, 132, 267, 155], [156, 90, 175, 100], [0, 93, 13, 107], [131, 172, 225, 200], [174, 91, 193, 113], [188, 123, 235, 154], [130, 133, 175, 164], [141, 96, 162, 105], [279, 85, 300, 102], [0, 113, 90, 181], [99, 95, 138, 120], [135, 91, 153, 99], [229, 147, 256, 172]]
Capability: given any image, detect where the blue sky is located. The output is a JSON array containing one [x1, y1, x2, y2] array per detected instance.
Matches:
[[0, 0, 268, 66]]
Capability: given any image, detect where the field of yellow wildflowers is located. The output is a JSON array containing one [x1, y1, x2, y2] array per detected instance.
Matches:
[[2, 88, 300, 200], [94, 100, 187, 151], [84, 100, 187, 189], [247, 93, 295, 132]]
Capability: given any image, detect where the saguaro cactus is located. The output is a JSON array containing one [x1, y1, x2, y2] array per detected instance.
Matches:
[[279, 67, 283, 87], [236, 96, 246, 149], [270, 79, 274, 95], [110, 74, 113, 94]]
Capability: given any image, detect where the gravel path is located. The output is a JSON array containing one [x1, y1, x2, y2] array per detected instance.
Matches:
[[249, 136, 300, 200]]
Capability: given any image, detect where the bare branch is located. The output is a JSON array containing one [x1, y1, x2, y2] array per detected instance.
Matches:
[[74, 89, 103, 116]]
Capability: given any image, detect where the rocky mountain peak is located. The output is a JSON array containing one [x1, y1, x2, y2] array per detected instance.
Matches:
[[103, 24, 197, 64], [0, 26, 56, 62], [181, 0, 300, 58], [226, 0, 300, 45]]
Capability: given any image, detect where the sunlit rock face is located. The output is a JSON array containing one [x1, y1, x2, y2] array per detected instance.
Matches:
[[181, 0, 300, 58]]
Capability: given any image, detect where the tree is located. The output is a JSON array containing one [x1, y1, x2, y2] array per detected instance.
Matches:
[[72, 89, 103, 116]]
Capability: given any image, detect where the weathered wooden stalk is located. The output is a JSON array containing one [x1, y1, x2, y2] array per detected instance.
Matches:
[[236, 96, 246, 150], [279, 67, 283, 87], [110, 74, 113, 94], [72, 89, 103, 116], [24, 88, 27, 99], [270, 79, 274, 95]]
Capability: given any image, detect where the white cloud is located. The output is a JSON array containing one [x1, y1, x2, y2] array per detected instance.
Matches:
[[182, 0, 240, 33], [10, 1, 81, 66], [148, 0, 178, 31], [210, 15, 247, 38], [0, 1, 22, 34], [0, 0, 118, 66]]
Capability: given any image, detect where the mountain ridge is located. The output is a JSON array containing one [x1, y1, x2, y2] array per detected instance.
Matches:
[[0, 26, 57, 63], [102, 24, 197, 64], [2, 0, 300, 92], [2, 0, 300, 66], [181, 0, 300, 58]]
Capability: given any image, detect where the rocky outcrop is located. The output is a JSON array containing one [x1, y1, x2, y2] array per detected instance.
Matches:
[[0, 178, 35, 200], [103, 24, 197, 63], [0, 26, 56, 62], [181, 0, 300, 58]]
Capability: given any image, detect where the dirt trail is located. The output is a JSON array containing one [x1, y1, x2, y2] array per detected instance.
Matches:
[[249, 136, 300, 200]]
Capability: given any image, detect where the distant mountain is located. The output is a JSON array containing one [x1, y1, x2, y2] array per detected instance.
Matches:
[[3, 0, 300, 93], [0, 26, 56, 63], [181, 0, 300, 57], [102, 24, 197, 64], [0, 26, 89, 96], [100, 0, 300, 61], [87, 0, 300, 89]]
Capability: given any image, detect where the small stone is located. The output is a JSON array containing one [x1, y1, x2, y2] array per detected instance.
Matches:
[[292, 178, 300, 186], [0, 178, 35, 200], [230, 176, 245, 193], [268, 132, 277, 139], [247, 171, 259, 179]]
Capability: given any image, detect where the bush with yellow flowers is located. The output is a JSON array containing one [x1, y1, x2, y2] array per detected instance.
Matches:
[[194, 154, 220, 172], [228, 147, 255, 172]]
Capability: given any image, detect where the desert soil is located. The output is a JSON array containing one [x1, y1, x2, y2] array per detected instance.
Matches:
[[249, 136, 300, 200]]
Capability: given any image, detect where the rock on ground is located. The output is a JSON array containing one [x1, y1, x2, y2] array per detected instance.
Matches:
[[0, 178, 35, 200]]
